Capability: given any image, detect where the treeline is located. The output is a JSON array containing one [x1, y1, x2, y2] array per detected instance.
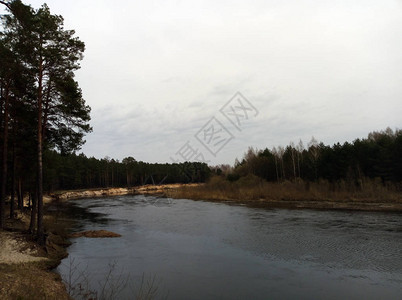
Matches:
[[223, 127, 402, 186], [44, 151, 211, 191]]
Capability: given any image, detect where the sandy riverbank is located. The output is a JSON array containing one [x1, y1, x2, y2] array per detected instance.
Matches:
[[50, 183, 200, 201], [0, 210, 70, 299]]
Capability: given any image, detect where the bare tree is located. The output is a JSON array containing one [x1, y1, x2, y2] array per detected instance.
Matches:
[[289, 142, 297, 180], [308, 137, 320, 180], [272, 147, 280, 182], [296, 139, 304, 178]]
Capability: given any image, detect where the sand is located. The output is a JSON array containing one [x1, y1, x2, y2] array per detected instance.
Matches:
[[0, 231, 46, 264]]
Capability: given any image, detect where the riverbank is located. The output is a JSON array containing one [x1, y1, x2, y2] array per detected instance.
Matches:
[[167, 178, 402, 212], [0, 183, 199, 299], [0, 205, 72, 299], [49, 183, 200, 201], [1, 181, 401, 298], [55, 190, 402, 299], [51, 181, 402, 212]]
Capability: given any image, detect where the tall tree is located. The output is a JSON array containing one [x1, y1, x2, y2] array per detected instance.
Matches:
[[30, 4, 89, 243], [0, 43, 12, 228], [1, 1, 90, 241], [0, 24, 24, 227]]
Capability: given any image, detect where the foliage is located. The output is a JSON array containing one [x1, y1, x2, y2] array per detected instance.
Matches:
[[43, 150, 211, 191], [0, 0, 91, 235], [231, 128, 402, 185]]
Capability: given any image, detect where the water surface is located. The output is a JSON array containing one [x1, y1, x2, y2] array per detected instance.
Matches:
[[58, 195, 402, 299]]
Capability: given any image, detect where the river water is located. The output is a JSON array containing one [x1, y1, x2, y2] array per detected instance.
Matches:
[[57, 195, 402, 299]]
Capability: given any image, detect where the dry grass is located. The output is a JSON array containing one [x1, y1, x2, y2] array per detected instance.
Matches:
[[167, 175, 402, 211], [0, 260, 70, 300]]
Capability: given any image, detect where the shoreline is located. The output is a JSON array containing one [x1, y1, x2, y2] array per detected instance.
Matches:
[[0, 184, 201, 299], [1, 183, 401, 298], [48, 183, 200, 202], [186, 197, 402, 212], [165, 182, 402, 213], [49, 183, 402, 213]]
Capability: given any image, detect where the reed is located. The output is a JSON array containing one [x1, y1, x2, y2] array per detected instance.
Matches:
[[168, 175, 402, 210]]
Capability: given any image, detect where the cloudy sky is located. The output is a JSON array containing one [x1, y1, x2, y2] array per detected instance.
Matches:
[[3, 0, 402, 165]]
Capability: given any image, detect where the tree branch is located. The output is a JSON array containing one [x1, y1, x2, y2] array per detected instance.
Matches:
[[0, 1, 11, 10]]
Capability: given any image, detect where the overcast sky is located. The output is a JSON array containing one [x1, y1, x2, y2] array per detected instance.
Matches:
[[3, 0, 402, 165]]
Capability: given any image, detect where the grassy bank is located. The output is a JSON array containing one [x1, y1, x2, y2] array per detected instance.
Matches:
[[167, 175, 402, 212]]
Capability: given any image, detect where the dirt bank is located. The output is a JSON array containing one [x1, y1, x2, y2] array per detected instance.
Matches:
[[0, 211, 71, 299], [50, 183, 200, 201]]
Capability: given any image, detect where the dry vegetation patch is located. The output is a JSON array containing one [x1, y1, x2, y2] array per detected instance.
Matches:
[[0, 262, 69, 300], [168, 176, 402, 212]]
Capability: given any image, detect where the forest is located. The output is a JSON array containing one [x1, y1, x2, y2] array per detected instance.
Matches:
[[44, 151, 211, 190], [43, 127, 401, 193], [226, 127, 402, 185]]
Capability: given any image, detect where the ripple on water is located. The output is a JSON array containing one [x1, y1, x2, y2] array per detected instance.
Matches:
[[60, 196, 402, 300]]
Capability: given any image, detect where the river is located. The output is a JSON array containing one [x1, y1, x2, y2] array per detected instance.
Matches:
[[57, 195, 402, 299]]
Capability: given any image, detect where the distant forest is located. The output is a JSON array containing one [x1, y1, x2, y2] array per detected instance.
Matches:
[[43, 153, 211, 191], [39, 127, 401, 191], [225, 127, 402, 186]]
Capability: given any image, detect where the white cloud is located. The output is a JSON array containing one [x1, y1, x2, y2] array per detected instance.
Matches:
[[4, 0, 402, 164]]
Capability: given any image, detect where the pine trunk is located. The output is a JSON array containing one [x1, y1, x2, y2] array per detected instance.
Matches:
[[10, 139, 17, 219], [29, 191, 37, 234], [0, 84, 10, 228], [36, 57, 44, 244], [17, 178, 22, 210]]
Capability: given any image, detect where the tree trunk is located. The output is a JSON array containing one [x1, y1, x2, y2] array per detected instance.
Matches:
[[274, 157, 279, 182], [29, 191, 37, 234], [111, 165, 114, 187], [297, 153, 301, 178], [36, 57, 45, 244], [10, 144, 16, 219], [291, 150, 296, 179], [281, 159, 285, 180], [0, 83, 10, 229], [17, 178, 22, 210]]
